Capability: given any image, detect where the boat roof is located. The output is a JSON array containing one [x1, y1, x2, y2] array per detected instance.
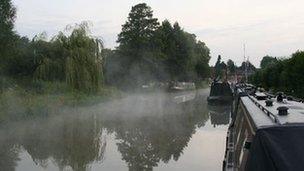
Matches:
[[236, 85, 304, 171], [239, 88, 304, 129]]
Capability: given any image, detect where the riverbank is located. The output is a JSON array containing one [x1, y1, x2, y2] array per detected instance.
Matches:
[[0, 78, 209, 123], [0, 81, 123, 123]]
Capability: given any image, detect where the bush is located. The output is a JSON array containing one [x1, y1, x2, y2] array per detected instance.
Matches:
[[250, 51, 304, 98]]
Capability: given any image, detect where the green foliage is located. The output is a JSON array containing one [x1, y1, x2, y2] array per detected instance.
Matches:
[[2, 21, 104, 93], [227, 59, 236, 74], [0, 0, 16, 56], [117, 3, 159, 51], [106, 4, 210, 88], [0, 0, 15, 31], [29, 32, 65, 81], [158, 21, 210, 81], [2, 2, 210, 93], [60, 23, 103, 93], [239, 61, 256, 72], [115, 3, 161, 87], [0, 82, 123, 122], [250, 51, 304, 98], [0, 0, 17, 76], [260, 55, 278, 69], [3, 37, 33, 76]]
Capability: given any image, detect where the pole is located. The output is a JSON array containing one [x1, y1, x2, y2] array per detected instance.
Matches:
[[243, 44, 248, 83]]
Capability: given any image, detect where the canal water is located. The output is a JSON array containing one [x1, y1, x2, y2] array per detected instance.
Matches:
[[0, 88, 231, 171]]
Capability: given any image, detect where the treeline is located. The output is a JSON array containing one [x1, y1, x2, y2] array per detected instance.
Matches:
[[1, 1, 211, 93], [2, 23, 103, 93], [1, 0, 102, 93], [250, 51, 304, 98], [0, 0, 210, 92], [104, 3, 210, 89]]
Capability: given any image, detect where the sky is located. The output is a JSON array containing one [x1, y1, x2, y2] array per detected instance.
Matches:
[[12, 0, 304, 67]]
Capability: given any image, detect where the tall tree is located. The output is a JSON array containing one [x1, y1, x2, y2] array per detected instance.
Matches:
[[227, 59, 236, 74], [33, 22, 104, 93], [61, 23, 104, 92], [240, 61, 256, 72], [0, 0, 16, 74], [157, 21, 210, 81], [260, 55, 278, 69], [117, 3, 159, 54], [116, 3, 160, 87], [194, 41, 210, 79], [250, 51, 304, 98], [0, 0, 16, 54]]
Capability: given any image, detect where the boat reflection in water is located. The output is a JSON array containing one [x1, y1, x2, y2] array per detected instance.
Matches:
[[0, 89, 232, 171], [208, 104, 231, 128]]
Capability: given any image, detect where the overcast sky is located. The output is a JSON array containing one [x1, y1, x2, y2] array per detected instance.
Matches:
[[12, 0, 304, 67]]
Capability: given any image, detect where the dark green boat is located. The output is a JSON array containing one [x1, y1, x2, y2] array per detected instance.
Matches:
[[207, 81, 233, 105]]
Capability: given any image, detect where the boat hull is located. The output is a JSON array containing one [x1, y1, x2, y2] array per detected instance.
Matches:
[[207, 96, 233, 105]]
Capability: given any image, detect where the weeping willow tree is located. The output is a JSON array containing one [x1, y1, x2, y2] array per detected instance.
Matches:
[[34, 22, 104, 93], [33, 32, 66, 82], [61, 22, 103, 93]]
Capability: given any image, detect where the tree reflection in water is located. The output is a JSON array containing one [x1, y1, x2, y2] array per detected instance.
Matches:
[[0, 90, 213, 171], [24, 114, 106, 171], [0, 135, 20, 171], [0, 113, 106, 171], [108, 93, 210, 170]]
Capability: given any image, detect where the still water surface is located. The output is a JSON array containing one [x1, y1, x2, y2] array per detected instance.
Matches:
[[0, 89, 231, 171]]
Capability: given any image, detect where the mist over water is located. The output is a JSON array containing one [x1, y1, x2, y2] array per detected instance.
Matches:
[[0, 88, 230, 171]]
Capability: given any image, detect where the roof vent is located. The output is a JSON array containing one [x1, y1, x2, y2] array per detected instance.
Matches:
[[255, 92, 267, 100], [287, 96, 293, 101], [265, 99, 273, 106], [277, 106, 289, 116], [277, 92, 284, 102]]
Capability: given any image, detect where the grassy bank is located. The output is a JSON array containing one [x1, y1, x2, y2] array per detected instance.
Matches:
[[0, 80, 123, 123]]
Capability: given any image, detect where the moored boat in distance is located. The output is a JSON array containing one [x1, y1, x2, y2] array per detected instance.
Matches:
[[168, 81, 196, 92], [207, 81, 233, 105], [223, 84, 304, 171]]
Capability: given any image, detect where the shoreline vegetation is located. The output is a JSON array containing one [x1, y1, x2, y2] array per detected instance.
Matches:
[[1, 2, 212, 122], [250, 51, 304, 99], [0, 79, 124, 123], [2, 0, 303, 124], [0, 79, 208, 123]]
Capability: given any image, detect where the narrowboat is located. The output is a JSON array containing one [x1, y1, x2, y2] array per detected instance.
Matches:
[[168, 82, 196, 92], [207, 81, 233, 105], [223, 84, 304, 171]]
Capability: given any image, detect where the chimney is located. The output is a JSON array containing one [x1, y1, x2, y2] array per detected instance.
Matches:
[[265, 99, 273, 107], [277, 106, 289, 116]]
